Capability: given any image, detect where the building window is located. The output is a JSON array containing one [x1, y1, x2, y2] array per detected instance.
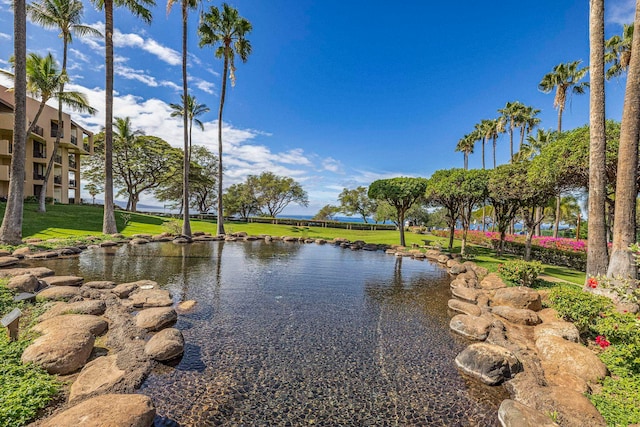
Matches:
[[32, 140, 46, 158], [50, 120, 63, 138], [33, 163, 45, 180]]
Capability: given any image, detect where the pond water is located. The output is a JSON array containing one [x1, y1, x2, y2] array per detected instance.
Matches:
[[30, 241, 507, 426]]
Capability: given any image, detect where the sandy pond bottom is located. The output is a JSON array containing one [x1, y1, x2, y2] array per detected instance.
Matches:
[[31, 241, 507, 426]]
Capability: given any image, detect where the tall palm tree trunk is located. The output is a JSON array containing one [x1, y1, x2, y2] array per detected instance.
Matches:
[[102, 0, 117, 234], [216, 50, 229, 236], [587, 0, 609, 280], [181, 2, 191, 237], [553, 105, 564, 239], [481, 138, 485, 169], [492, 136, 497, 169], [557, 108, 563, 133], [463, 152, 468, 170], [39, 35, 70, 212], [608, 1, 640, 281], [509, 125, 514, 162], [0, 0, 27, 244]]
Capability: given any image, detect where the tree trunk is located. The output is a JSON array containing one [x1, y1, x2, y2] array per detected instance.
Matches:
[[481, 138, 485, 170], [181, 2, 191, 237], [534, 206, 542, 236], [398, 210, 406, 247], [519, 125, 525, 153], [216, 48, 229, 236], [131, 195, 138, 212], [587, 0, 610, 281], [608, 1, 640, 281], [464, 152, 468, 170], [461, 225, 468, 256], [448, 222, 455, 252], [525, 230, 534, 261], [0, 0, 27, 244], [39, 34, 70, 213], [509, 124, 514, 162], [498, 230, 506, 256], [553, 195, 561, 238], [102, 0, 118, 235], [492, 136, 497, 169], [557, 107, 563, 133]]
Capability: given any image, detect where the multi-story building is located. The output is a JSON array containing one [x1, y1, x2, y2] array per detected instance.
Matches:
[[0, 85, 94, 204]]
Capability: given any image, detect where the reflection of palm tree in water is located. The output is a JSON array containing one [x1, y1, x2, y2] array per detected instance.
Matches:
[[393, 255, 403, 289], [180, 244, 188, 301]]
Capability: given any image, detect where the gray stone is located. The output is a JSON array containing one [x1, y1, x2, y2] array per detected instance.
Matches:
[[21, 329, 95, 375], [449, 314, 492, 340], [491, 306, 541, 325], [449, 264, 467, 274], [130, 238, 150, 245], [41, 275, 84, 287], [0, 266, 54, 279], [40, 394, 155, 427], [24, 251, 59, 259], [145, 328, 185, 361], [112, 282, 140, 298], [7, 274, 39, 293], [535, 336, 608, 383], [99, 240, 118, 247], [492, 286, 542, 311], [454, 342, 522, 385], [0, 256, 20, 267], [451, 287, 480, 303], [39, 300, 106, 321], [498, 399, 559, 427], [84, 280, 116, 289], [135, 307, 177, 331], [534, 321, 580, 343], [69, 355, 125, 402], [129, 288, 172, 308], [37, 286, 81, 301], [448, 299, 482, 317]]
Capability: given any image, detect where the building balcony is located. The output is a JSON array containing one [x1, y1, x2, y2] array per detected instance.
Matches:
[[0, 139, 11, 156], [54, 155, 62, 164], [33, 150, 46, 159], [69, 160, 77, 169], [70, 135, 77, 145], [53, 175, 62, 185], [69, 179, 76, 188], [30, 124, 44, 138], [33, 173, 45, 181], [83, 142, 90, 153], [0, 165, 9, 181], [51, 128, 63, 138]]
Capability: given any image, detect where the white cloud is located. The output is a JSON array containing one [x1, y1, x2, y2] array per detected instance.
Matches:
[[193, 78, 215, 95], [322, 157, 343, 173], [70, 48, 90, 63], [607, 0, 636, 26], [0, 33, 10, 41]]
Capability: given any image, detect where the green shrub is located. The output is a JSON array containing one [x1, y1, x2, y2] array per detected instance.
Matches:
[[163, 219, 182, 235], [497, 259, 544, 287], [589, 375, 640, 426], [593, 311, 640, 345], [599, 343, 640, 377], [547, 285, 613, 331]]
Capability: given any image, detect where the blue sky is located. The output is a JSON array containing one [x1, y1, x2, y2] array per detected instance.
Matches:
[[0, 0, 636, 214]]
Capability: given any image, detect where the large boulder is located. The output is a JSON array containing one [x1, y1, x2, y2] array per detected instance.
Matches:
[[40, 394, 155, 427], [545, 386, 606, 427], [33, 314, 108, 337], [36, 286, 81, 301], [533, 321, 580, 343], [129, 288, 172, 308], [537, 308, 560, 323], [24, 251, 59, 259], [68, 355, 125, 402], [144, 328, 185, 361], [454, 342, 522, 385], [135, 307, 177, 331], [7, 274, 40, 293], [448, 299, 482, 317], [39, 300, 106, 321], [0, 266, 54, 279], [491, 306, 541, 326], [0, 256, 20, 267], [479, 273, 507, 290], [492, 287, 542, 311], [451, 287, 480, 303], [449, 314, 492, 340], [112, 282, 140, 298], [21, 329, 94, 375], [535, 336, 608, 383], [498, 399, 559, 427], [41, 275, 84, 287]]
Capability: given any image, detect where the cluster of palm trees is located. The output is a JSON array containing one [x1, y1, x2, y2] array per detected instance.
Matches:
[[455, 102, 541, 170], [0, 0, 252, 243]]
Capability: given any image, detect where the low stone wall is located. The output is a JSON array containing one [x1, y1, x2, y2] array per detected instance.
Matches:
[[435, 250, 607, 427]]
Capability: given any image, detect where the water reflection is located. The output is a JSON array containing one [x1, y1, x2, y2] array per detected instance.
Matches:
[[26, 242, 504, 426]]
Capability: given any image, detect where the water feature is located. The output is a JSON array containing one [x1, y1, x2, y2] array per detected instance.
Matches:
[[30, 241, 507, 426]]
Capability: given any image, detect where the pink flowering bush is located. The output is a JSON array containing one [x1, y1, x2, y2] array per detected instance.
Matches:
[[431, 229, 588, 253]]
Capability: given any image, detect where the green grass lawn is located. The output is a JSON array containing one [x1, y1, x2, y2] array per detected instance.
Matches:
[[0, 203, 586, 284]]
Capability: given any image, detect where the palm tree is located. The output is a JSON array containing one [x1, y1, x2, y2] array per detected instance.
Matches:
[[1, 53, 96, 135], [455, 133, 475, 170], [498, 101, 525, 162], [484, 118, 503, 169], [605, 23, 634, 79], [474, 120, 492, 170], [538, 61, 589, 133], [27, 0, 101, 213], [587, 0, 609, 281], [167, 0, 199, 237], [514, 128, 553, 161], [92, 0, 153, 234], [539, 61, 588, 238], [169, 94, 209, 163], [0, 0, 27, 245], [517, 105, 541, 154], [608, 2, 640, 281], [198, 3, 252, 236]]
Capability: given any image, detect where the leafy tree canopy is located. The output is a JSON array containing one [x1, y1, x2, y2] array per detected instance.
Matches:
[[337, 186, 377, 223]]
